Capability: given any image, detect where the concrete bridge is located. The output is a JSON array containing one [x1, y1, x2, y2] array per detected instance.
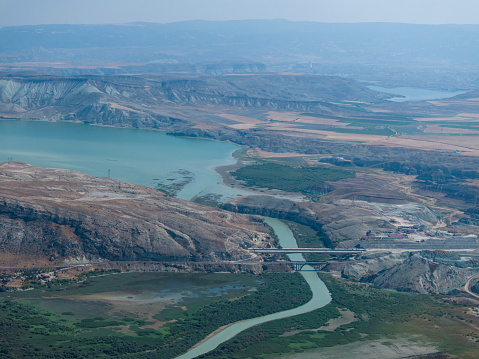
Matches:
[[284, 261, 328, 271], [251, 248, 365, 255]]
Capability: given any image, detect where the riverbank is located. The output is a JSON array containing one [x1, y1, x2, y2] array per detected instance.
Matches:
[[176, 218, 332, 359], [214, 157, 306, 203]]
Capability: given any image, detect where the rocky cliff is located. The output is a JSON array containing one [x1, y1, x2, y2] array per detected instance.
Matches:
[[222, 172, 423, 245], [0, 162, 271, 265], [336, 251, 479, 294], [367, 253, 468, 294], [0, 73, 389, 129]]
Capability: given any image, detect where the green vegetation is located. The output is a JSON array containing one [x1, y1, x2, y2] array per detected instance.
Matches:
[[319, 126, 394, 136], [299, 113, 424, 135], [232, 162, 355, 194], [155, 169, 194, 196], [3, 264, 479, 358], [335, 101, 369, 113], [77, 269, 121, 281], [423, 121, 479, 131], [232, 147, 254, 161], [201, 274, 479, 359], [0, 272, 312, 359], [284, 220, 332, 260]]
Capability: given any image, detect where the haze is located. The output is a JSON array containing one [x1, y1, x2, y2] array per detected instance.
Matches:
[[1, 0, 479, 26]]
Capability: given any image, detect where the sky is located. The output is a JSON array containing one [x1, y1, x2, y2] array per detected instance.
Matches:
[[1, 0, 478, 27]]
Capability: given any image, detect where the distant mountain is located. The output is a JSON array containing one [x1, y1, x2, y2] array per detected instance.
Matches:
[[1, 20, 479, 66], [1, 21, 479, 88]]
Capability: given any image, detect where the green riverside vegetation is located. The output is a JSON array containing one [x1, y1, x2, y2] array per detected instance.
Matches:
[[199, 274, 479, 359], [2, 271, 479, 358], [0, 272, 311, 359], [283, 220, 331, 261], [232, 162, 355, 194]]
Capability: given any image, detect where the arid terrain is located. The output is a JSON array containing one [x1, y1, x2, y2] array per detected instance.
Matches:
[[1, 70, 479, 295], [2, 20, 479, 359], [0, 161, 271, 268]]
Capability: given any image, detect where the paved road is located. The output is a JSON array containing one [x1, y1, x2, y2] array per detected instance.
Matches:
[[464, 272, 479, 300]]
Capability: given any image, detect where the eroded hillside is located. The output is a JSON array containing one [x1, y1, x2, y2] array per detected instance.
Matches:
[[0, 162, 271, 266]]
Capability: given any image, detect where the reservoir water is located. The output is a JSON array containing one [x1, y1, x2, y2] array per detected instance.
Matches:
[[368, 85, 467, 102], [0, 120, 247, 201], [176, 217, 332, 359]]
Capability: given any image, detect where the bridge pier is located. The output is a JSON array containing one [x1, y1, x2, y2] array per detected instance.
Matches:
[[292, 263, 305, 271], [288, 261, 327, 271]]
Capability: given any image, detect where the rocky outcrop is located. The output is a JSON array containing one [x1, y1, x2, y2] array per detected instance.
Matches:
[[62, 103, 187, 129], [367, 253, 468, 294], [0, 162, 271, 265], [342, 252, 410, 278], [223, 194, 396, 246], [0, 76, 190, 130], [223, 196, 304, 221], [336, 251, 478, 294]]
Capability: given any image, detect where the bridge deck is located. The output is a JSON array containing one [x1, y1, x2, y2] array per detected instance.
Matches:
[[252, 248, 364, 254]]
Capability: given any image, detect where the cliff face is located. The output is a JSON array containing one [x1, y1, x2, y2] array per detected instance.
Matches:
[[221, 172, 423, 246], [336, 251, 479, 294], [0, 162, 271, 265], [0, 73, 389, 128], [0, 76, 189, 130], [367, 254, 468, 294]]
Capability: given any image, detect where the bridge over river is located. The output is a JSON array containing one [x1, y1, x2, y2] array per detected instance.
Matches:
[[251, 247, 365, 255]]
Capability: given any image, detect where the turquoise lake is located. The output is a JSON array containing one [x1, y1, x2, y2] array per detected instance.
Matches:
[[368, 85, 467, 102], [0, 120, 246, 201]]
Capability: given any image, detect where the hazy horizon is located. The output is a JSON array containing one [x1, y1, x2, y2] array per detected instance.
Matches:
[[1, 0, 479, 27]]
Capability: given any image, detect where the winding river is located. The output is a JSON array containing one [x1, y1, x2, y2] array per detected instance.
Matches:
[[176, 217, 332, 359], [1, 120, 333, 357]]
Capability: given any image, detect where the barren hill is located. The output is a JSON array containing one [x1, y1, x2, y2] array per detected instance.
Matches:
[[0, 73, 388, 128], [0, 162, 271, 266]]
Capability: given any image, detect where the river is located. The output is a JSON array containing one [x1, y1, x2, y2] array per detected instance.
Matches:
[[1, 119, 333, 357], [176, 217, 332, 359]]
